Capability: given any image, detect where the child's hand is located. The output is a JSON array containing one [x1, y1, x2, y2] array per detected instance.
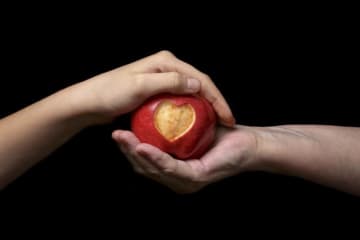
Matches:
[[70, 51, 235, 126]]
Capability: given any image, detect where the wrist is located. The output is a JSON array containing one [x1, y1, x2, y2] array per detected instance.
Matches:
[[51, 84, 105, 129], [230, 126, 271, 173], [242, 126, 276, 172], [254, 126, 319, 175], [58, 80, 115, 127], [253, 127, 282, 173]]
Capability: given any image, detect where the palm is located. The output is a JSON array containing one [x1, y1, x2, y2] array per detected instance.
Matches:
[[113, 126, 258, 194]]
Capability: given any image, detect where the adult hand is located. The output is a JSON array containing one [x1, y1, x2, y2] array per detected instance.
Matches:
[[113, 126, 259, 193]]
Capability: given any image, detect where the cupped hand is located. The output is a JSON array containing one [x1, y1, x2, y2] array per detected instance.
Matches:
[[112, 126, 260, 193]]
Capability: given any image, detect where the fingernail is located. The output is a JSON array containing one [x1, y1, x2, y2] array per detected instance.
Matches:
[[187, 78, 200, 92]]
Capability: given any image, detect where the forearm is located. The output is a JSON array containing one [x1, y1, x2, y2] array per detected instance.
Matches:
[[0, 84, 93, 188], [258, 125, 360, 195]]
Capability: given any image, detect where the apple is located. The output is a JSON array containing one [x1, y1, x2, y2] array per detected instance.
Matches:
[[131, 94, 216, 160]]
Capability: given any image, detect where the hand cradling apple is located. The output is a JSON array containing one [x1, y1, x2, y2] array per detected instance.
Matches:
[[131, 94, 216, 160]]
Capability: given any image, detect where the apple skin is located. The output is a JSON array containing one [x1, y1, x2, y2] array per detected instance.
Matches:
[[131, 94, 216, 160]]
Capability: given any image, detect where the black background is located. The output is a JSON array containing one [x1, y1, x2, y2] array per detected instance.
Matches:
[[0, 5, 359, 230]]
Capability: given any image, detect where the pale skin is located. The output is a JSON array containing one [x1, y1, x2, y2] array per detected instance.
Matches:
[[0, 51, 235, 189]]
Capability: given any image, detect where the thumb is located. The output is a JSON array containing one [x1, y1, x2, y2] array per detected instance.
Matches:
[[138, 72, 200, 96]]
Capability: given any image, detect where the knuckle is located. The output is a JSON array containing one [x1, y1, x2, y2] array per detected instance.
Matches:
[[146, 169, 159, 176], [205, 92, 218, 105], [156, 50, 175, 62], [169, 72, 181, 84], [189, 174, 204, 187], [151, 153, 164, 163], [188, 171, 207, 189], [169, 72, 184, 92], [158, 50, 174, 58], [160, 158, 176, 174], [163, 167, 175, 175], [202, 73, 211, 82]]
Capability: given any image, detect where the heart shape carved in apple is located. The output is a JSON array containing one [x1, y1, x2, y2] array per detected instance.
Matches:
[[154, 101, 195, 141], [131, 94, 216, 159]]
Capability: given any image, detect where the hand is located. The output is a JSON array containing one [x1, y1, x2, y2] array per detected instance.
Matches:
[[112, 126, 260, 193], [0, 51, 233, 188], [69, 50, 235, 126]]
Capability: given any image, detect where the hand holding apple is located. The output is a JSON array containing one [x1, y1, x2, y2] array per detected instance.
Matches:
[[131, 94, 216, 159], [113, 126, 260, 193]]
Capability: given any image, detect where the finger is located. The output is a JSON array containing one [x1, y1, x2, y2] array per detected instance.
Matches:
[[133, 51, 235, 126], [123, 146, 161, 177], [112, 130, 144, 172], [135, 143, 196, 180], [112, 130, 140, 148], [145, 51, 235, 127], [136, 72, 200, 96], [171, 58, 235, 127], [112, 130, 161, 175], [120, 146, 144, 173]]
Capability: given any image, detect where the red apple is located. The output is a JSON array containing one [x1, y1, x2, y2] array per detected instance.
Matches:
[[131, 94, 216, 160]]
